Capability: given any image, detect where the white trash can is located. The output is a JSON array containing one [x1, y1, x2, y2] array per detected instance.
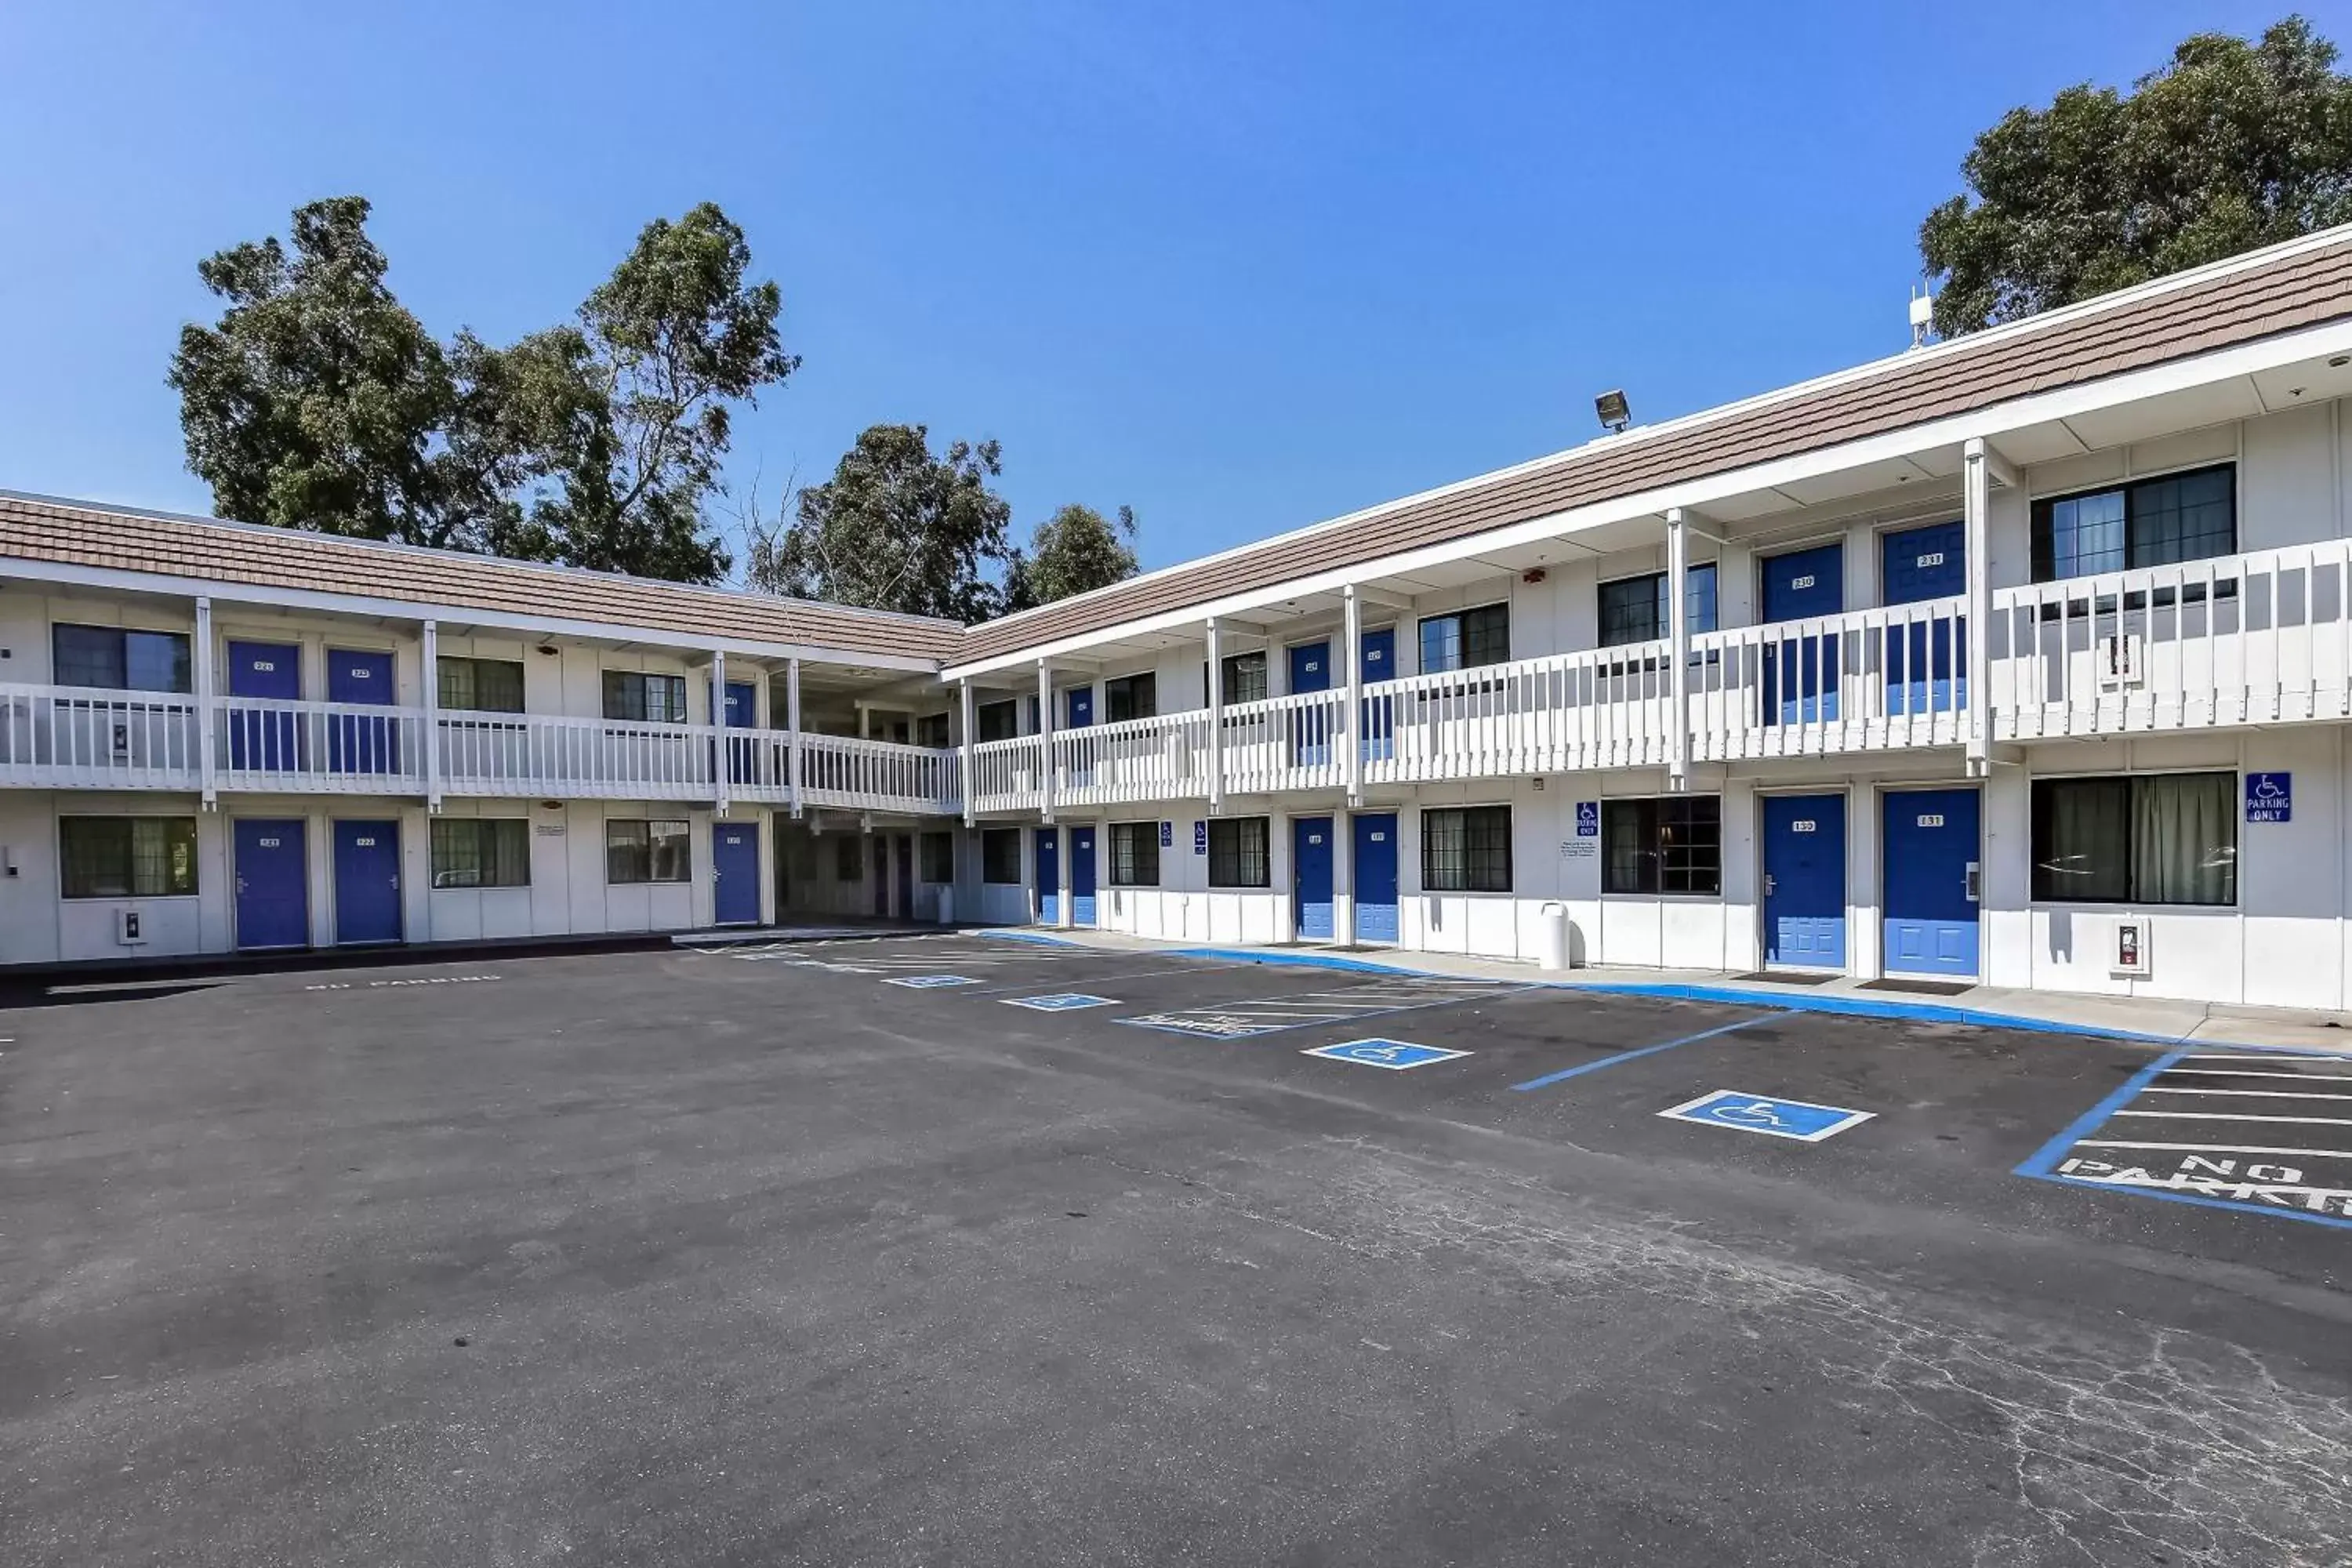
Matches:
[[1538, 902, 1570, 971]]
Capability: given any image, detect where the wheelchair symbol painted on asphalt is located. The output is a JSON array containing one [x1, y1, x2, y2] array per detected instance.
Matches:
[[883, 975, 978, 989], [1002, 993, 1116, 1011], [1657, 1090, 1874, 1142], [1302, 1038, 1472, 1070]]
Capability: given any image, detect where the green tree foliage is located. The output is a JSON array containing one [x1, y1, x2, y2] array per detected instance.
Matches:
[[170, 198, 793, 583], [1922, 15, 2352, 336], [750, 424, 1015, 622], [1004, 503, 1140, 612], [169, 197, 481, 548]]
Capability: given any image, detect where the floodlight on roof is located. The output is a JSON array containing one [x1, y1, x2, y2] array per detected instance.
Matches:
[[1594, 390, 1631, 434]]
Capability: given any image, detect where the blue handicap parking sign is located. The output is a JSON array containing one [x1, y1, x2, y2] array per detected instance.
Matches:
[[1303, 1038, 1472, 1071], [1003, 993, 1116, 1011], [1658, 1090, 1874, 1142], [1575, 800, 1599, 836], [2245, 771, 2292, 823], [884, 975, 977, 989], [1193, 821, 1208, 855]]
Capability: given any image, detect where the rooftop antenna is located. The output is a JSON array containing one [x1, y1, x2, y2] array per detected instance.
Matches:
[[1908, 286, 1936, 350], [1594, 388, 1631, 435]]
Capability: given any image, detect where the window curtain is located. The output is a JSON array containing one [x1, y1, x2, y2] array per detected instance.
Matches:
[[2132, 773, 2234, 906], [2042, 779, 2129, 902]]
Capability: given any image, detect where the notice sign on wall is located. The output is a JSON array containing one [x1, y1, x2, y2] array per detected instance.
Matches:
[[1160, 821, 1173, 848], [2245, 772, 2292, 823], [1193, 821, 1208, 855], [1575, 801, 1599, 837], [1559, 838, 1596, 861]]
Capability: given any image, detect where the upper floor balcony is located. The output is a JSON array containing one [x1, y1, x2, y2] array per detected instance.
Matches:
[[960, 535, 2352, 815], [0, 688, 962, 817]]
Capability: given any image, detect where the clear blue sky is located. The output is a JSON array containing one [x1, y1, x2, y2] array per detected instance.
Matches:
[[0, 1, 2303, 575]]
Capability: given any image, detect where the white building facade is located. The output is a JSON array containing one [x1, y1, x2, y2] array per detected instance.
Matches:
[[7, 229, 2352, 1010]]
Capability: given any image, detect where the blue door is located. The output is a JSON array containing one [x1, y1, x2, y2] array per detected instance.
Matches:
[[1035, 827, 1059, 924], [1066, 687, 1094, 728], [1289, 641, 1331, 765], [234, 818, 310, 950], [714, 819, 761, 925], [226, 641, 301, 772], [1359, 627, 1396, 760], [1070, 826, 1097, 925], [1353, 812, 1399, 943], [1761, 793, 1846, 970], [1294, 816, 1334, 938], [722, 680, 758, 786], [1882, 788, 1981, 978], [332, 819, 402, 945], [1879, 521, 1966, 716], [1761, 543, 1843, 725], [326, 648, 398, 775]]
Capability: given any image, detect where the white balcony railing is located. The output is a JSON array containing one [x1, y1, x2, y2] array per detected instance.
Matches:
[[1051, 710, 1214, 807], [1989, 539, 2352, 739], [0, 684, 959, 815], [1223, 691, 1347, 795], [0, 684, 201, 789], [1362, 644, 1677, 784], [1689, 596, 1971, 759], [970, 734, 1046, 814]]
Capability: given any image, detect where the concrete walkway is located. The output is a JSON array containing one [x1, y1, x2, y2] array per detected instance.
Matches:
[[980, 926, 2352, 1054]]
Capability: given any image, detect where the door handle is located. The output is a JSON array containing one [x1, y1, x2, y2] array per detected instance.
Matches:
[[1965, 862, 1980, 902], [1763, 873, 1776, 895]]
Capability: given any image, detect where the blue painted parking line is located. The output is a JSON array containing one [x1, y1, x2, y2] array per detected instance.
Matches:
[[2017, 1047, 2352, 1229], [883, 975, 978, 989], [1302, 1039, 1470, 1070], [1511, 1014, 1781, 1091], [1003, 993, 1117, 1011], [1658, 1090, 1875, 1142]]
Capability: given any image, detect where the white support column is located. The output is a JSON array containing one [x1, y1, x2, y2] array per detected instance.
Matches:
[[1205, 617, 1225, 814], [856, 701, 870, 740], [194, 596, 217, 808], [711, 648, 730, 816], [786, 657, 804, 818], [1341, 585, 1363, 808], [1666, 509, 1691, 792], [1333, 806, 1356, 947], [1963, 437, 1993, 778], [958, 680, 976, 827], [421, 619, 441, 812], [1055, 824, 1074, 930], [1036, 659, 1056, 823]]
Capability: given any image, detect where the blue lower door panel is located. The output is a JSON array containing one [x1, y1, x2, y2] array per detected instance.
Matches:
[[1882, 788, 1981, 977]]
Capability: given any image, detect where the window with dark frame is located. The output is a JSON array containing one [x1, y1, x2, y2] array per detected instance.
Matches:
[[834, 835, 863, 882], [916, 713, 951, 748], [1105, 672, 1158, 723], [437, 656, 526, 713], [1203, 652, 1268, 706], [920, 831, 956, 884], [52, 625, 192, 693], [1598, 564, 1719, 648], [1109, 821, 1161, 886], [601, 671, 690, 724], [1602, 796, 1722, 895], [982, 827, 1023, 884], [606, 818, 691, 884], [2031, 464, 2236, 583], [430, 818, 531, 888], [59, 816, 197, 898], [976, 699, 1020, 742], [1421, 806, 1512, 892], [1417, 603, 1509, 673], [2031, 771, 2236, 906], [1207, 817, 1270, 887]]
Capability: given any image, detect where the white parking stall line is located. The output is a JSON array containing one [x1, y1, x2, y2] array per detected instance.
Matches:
[[1120, 978, 1528, 1039], [2152, 1068, 2352, 1082], [2077, 1141, 2352, 1160], [2113, 1111, 2352, 1126], [2141, 1086, 2352, 1099]]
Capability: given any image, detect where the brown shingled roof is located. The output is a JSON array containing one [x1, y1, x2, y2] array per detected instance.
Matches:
[[954, 233, 2352, 665], [0, 493, 967, 663]]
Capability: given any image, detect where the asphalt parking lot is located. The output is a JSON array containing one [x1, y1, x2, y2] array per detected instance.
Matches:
[[3, 933, 2349, 1566]]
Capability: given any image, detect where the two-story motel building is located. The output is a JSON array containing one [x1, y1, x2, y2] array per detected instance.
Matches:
[[7, 227, 2352, 1009]]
